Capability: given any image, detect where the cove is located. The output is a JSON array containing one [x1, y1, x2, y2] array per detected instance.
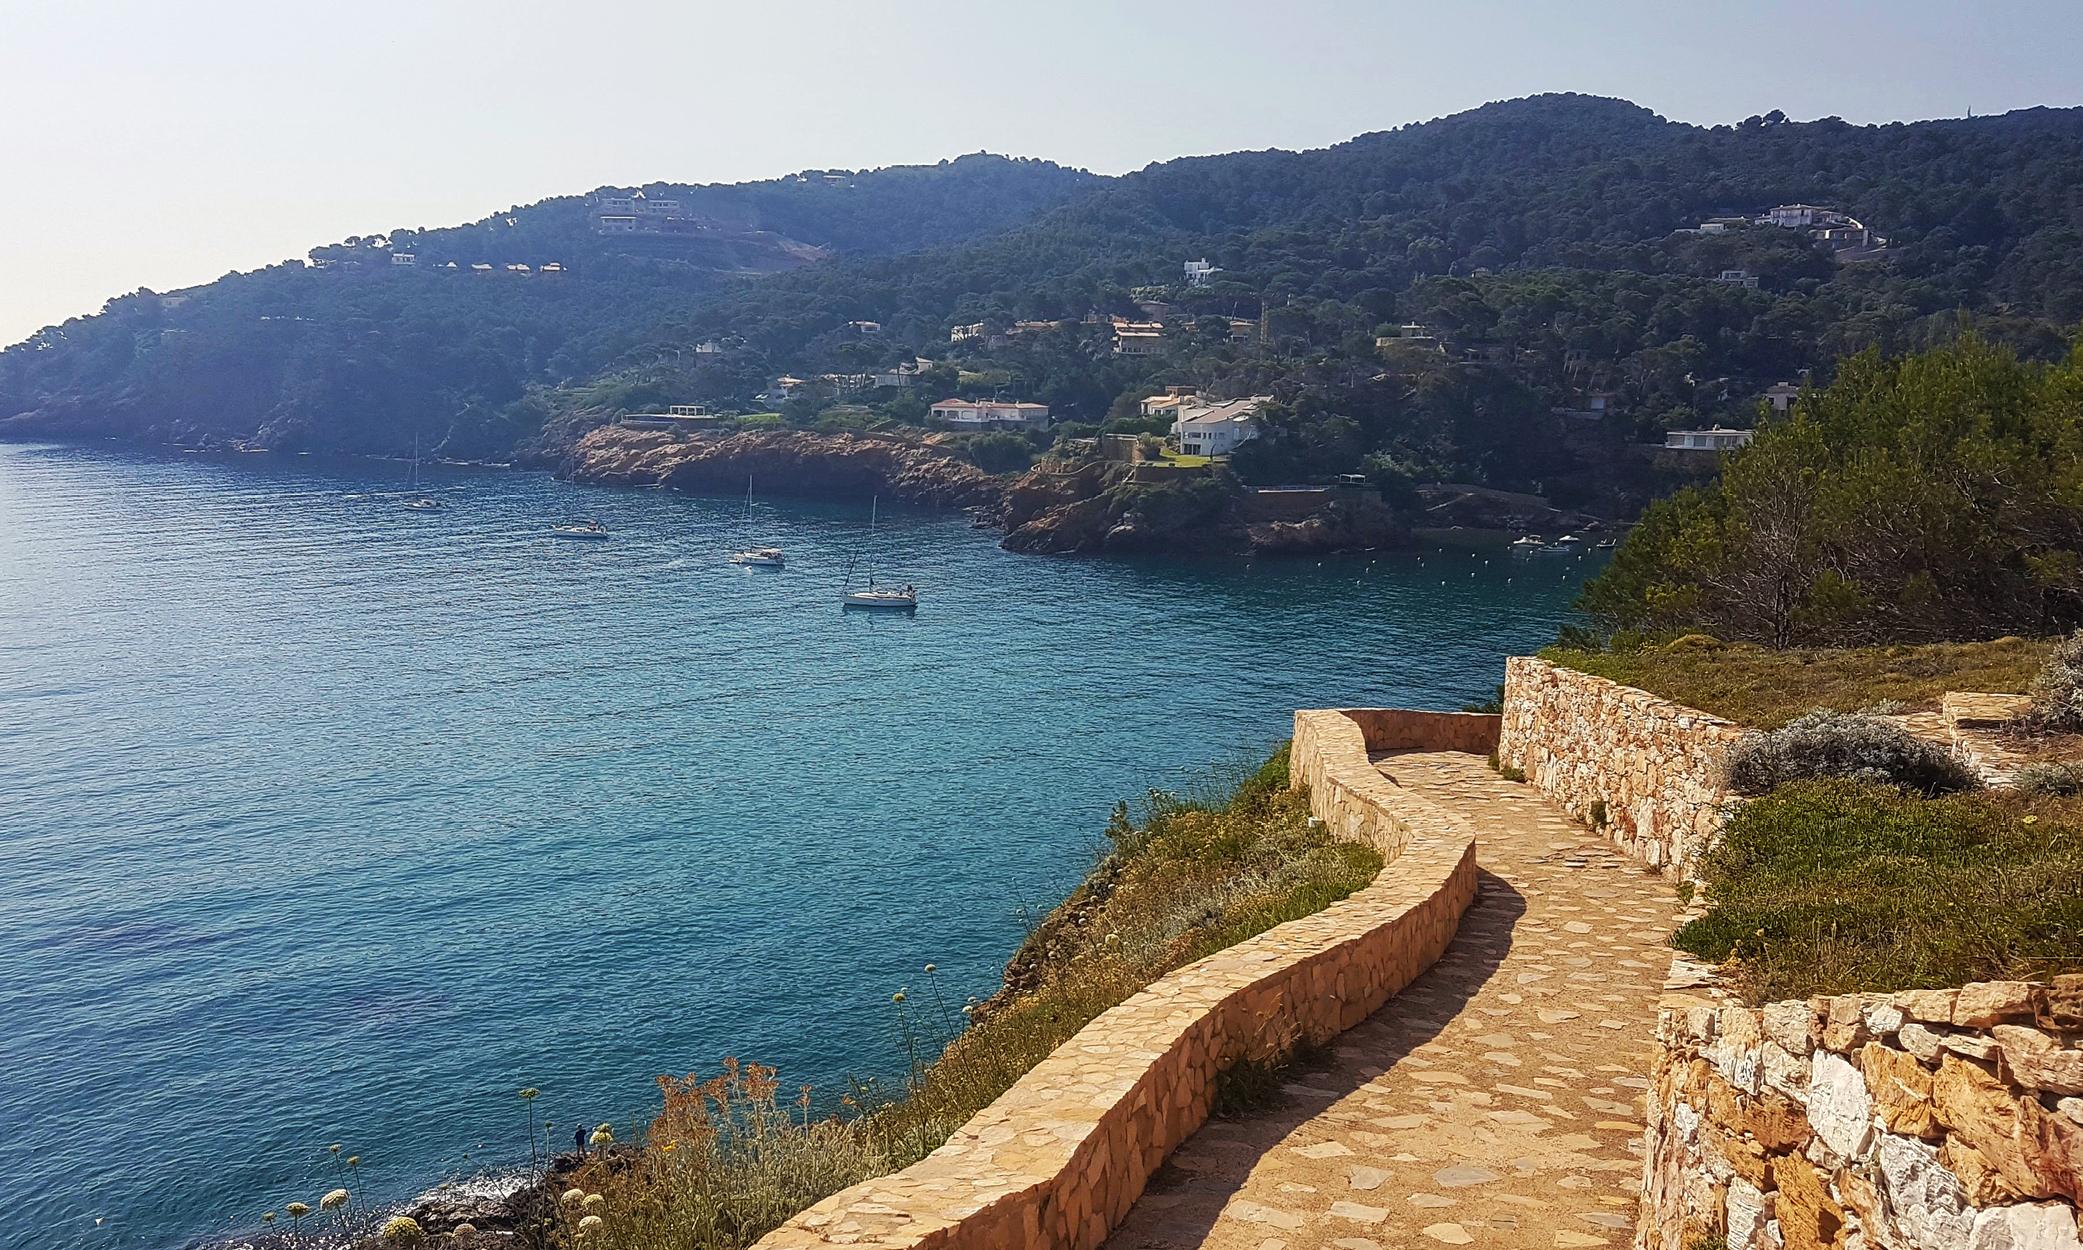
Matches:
[[0, 442, 1604, 1250]]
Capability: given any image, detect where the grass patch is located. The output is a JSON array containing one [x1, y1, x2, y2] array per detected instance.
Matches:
[[1673, 779, 2083, 1001], [558, 745, 1381, 1250], [1544, 636, 2050, 728]]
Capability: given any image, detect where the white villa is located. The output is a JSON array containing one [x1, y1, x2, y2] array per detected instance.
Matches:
[[1664, 427, 1754, 452], [1173, 397, 1269, 457], [930, 400, 1051, 433]]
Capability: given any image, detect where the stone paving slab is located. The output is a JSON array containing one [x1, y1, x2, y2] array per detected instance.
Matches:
[[1105, 751, 1681, 1250]]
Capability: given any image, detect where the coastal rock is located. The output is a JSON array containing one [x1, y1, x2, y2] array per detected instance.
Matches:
[[561, 426, 1004, 509]]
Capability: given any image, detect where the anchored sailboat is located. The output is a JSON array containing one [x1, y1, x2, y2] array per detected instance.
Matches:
[[402, 434, 444, 511], [727, 473, 785, 568], [841, 496, 916, 611]]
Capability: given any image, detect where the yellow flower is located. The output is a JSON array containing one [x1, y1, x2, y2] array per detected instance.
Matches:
[[577, 1214, 604, 1234], [2023, 814, 2040, 825], [285, 1203, 312, 1219], [923, 963, 936, 973], [519, 1087, 540, 1100], [582, 1194, 605, 1211], [451, 1222, 478, 1244], [380, 1215, 425, 1244], [560, 1188, 586, 1206], [320, 1189, 350, 1211], [659, 1142, 677, 1153], [347, 1155, 361, 1168], [588, 1125, 613, 1148], [891, 990, 906, 1003], [261, 1213, 277, 1225]]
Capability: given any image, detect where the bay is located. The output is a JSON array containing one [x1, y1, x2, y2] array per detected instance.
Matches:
[[0, 442, 1602, 1250]]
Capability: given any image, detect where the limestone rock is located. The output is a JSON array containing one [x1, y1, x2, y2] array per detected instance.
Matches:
[[1726, 1177, 1773, 1250], [1899, 1022, 1947, 1063], [1995, 1025, 2083, 1096], [1968, 1202, 2083, 1250], [1770, 1153, 1847, 1250], [1957, 983, 2040, 1029], [1764, 1001, 1822, 1055], [2040, 976, 2083, 1032], [1808, 1050, 1876, 1161], [1875, 1134, 1974, 1248]]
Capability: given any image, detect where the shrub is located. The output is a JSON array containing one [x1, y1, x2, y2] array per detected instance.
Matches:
[[1723, 711, 1980, 797], [2026, 629, 2083, 730], [2016, 762, 2083, 797], [1674, 779, 2083, 1000]]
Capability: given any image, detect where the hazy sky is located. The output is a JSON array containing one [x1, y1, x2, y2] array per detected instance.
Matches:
[[5, 0, 2081, 345]]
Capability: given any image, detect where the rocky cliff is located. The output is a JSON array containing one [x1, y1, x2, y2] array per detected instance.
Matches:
[[560, 427, 1004, 509]]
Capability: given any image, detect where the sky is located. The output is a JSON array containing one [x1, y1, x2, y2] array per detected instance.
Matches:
[[4, 0, 2082, 345]]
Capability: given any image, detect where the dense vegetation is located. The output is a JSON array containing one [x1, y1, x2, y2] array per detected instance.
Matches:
[[1578, 335, 2083, 646], [1675, 779, 2083, 1000], [9, 96, 2083, 516], [543, 748, 1377, 1250], [1543, 636, 2049, 727]]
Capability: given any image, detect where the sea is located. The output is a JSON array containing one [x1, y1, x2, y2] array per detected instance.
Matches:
[[0, 441, 1605, 1250]]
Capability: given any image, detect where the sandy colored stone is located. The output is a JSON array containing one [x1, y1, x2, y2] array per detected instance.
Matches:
[[1893, 988, 1961, 1024], [1957, 982, 2041, 1028], [1736, 1092, 1815, 1153], [1995, 1024, 2083, 1096], [1769, 1153, 1846, 1250], [1762, 1001, 1822, 1054], [2041, 975, 2083, 1032], [1863, 1042, 1940, 1138]]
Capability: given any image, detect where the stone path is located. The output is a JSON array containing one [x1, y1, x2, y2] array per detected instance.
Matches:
[[1105, 751, 1680, 1250]]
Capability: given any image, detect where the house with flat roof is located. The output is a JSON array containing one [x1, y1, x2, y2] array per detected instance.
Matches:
[[949, 322, 987, 343], [930, 399, 1051, 433], [1663, 427, 1754, 452], [1761, 381, 1802, 413], [1111, 319, 1165, 357], [1173, 396, 1269, 457]]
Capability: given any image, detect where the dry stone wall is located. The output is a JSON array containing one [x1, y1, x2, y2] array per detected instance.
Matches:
[[1497, 655, 1743, 877], [1640, 959, 2083, 1250], [752, 709, 1488, 1249]]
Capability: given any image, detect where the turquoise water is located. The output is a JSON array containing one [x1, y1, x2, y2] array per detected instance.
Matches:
[[0, 442, 1603, 1250]]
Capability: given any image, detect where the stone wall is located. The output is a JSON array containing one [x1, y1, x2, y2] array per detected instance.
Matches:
[[1497, 655, 1744, 877], [1640, 958, 2083, 1250], [752, 710, 1483, 1249]]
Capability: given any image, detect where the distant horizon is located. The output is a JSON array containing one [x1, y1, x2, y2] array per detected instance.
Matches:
[[6, 0, 2082, 344]]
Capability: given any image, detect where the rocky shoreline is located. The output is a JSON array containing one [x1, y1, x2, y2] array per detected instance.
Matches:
[[560, 427, 1415, 558]]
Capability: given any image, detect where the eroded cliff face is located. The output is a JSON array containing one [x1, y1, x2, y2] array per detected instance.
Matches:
[[559, 427, 1004, 509]]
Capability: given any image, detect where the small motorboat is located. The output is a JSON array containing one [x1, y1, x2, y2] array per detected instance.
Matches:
[[550, 519, 610, 541], [1595, 538, 1617, 550], [1510, 535, 1546, 548], [843, 585, 918, 612], [1553, 533, 1583, 547], [403, 496, 446, 512], [728, 546, 786, 568]]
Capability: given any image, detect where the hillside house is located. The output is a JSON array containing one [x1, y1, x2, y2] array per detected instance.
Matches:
[[1112, 319, 1165, 357], [1173, 396, 1268, 457], [873, 359, 933, 389], [1714, 269, 1760, 288], [759, 376, 806, 406], [930, 400, 1051, 432], [846, 321, 882, 335], [390, 253, 417, 267], [1228, 318, 1257, 344], [1762, 381, 1802, 412], [1183, 259, 1221, 286], [949, 322, 987, 343], [1663, 427, 1754, 451], [1375, 323, 1445, 351], [693, 339, 722, 355]]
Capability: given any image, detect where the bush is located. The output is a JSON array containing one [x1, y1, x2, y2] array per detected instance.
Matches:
[[1674, 779, 2083, 1000], [2027, 629, 2083, 730], [1723, 710, 1981, 797], [2016, 762, 2083, 797]]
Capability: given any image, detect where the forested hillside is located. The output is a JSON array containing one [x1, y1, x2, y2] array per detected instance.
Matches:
[[6, 95, 2082, 504]]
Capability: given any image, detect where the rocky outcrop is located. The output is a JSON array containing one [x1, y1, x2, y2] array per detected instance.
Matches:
[[560, 427, 1004, 509], [1001, 462, 1405, 556], [1640, 963, 2083, 1250]]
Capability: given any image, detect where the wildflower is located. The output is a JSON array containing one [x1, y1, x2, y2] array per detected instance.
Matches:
[[923, 963, 936, 973], [561, 1188, 586, 1205], [891, 990, 907, 1003], [328, 1143, 342, 1155], [347, 1155, 361, 1167], [659, 1142, 677, 1153], [961, 1004, 975, 1016], [2023, 813, 2040, 825], [320, 1188, 350, 1211], [519, 1087, 540, 1100], [380, 1215, 426, 1244], [451, 1223, 477, 1244], [589, 1124, 613, 1148], [582, 1194, 605, 1211], [577, 1215, 604, 1234], [261, 1212, 277, 1225]]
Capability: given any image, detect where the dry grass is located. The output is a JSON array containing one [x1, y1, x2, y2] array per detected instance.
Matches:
[[1544, 636, 2051, 728], [554, 746, 1379, 1250], [1673, 779, 2083, 1001]]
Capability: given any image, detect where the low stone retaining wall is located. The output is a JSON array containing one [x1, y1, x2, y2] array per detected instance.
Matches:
[[1497, 655, 1743, 877], [1640, 958, 2083, 1250], [753, 710, 1483, 1249]]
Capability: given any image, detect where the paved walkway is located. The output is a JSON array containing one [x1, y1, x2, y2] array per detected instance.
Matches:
[[1106, 751, 1680, 1250]]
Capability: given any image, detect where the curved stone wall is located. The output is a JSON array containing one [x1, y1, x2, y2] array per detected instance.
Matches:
[[1497, 655, 1742, 877], [753, 710, 1485, 1249]]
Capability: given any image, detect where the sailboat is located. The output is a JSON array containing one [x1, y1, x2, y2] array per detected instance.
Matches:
[[402, 433, 444, 511], [726, 473, 785, 568], [841, 496, 917, 611]]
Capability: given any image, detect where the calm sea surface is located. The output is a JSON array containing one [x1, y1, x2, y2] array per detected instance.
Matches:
[[0, 442, 1604, 1250]]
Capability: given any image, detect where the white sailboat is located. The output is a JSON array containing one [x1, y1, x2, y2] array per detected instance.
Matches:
[[727, 473, 785, 568], [549, 518, 610, 541], [841, 496, 917, 611], [402, 434, 444, 511]]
